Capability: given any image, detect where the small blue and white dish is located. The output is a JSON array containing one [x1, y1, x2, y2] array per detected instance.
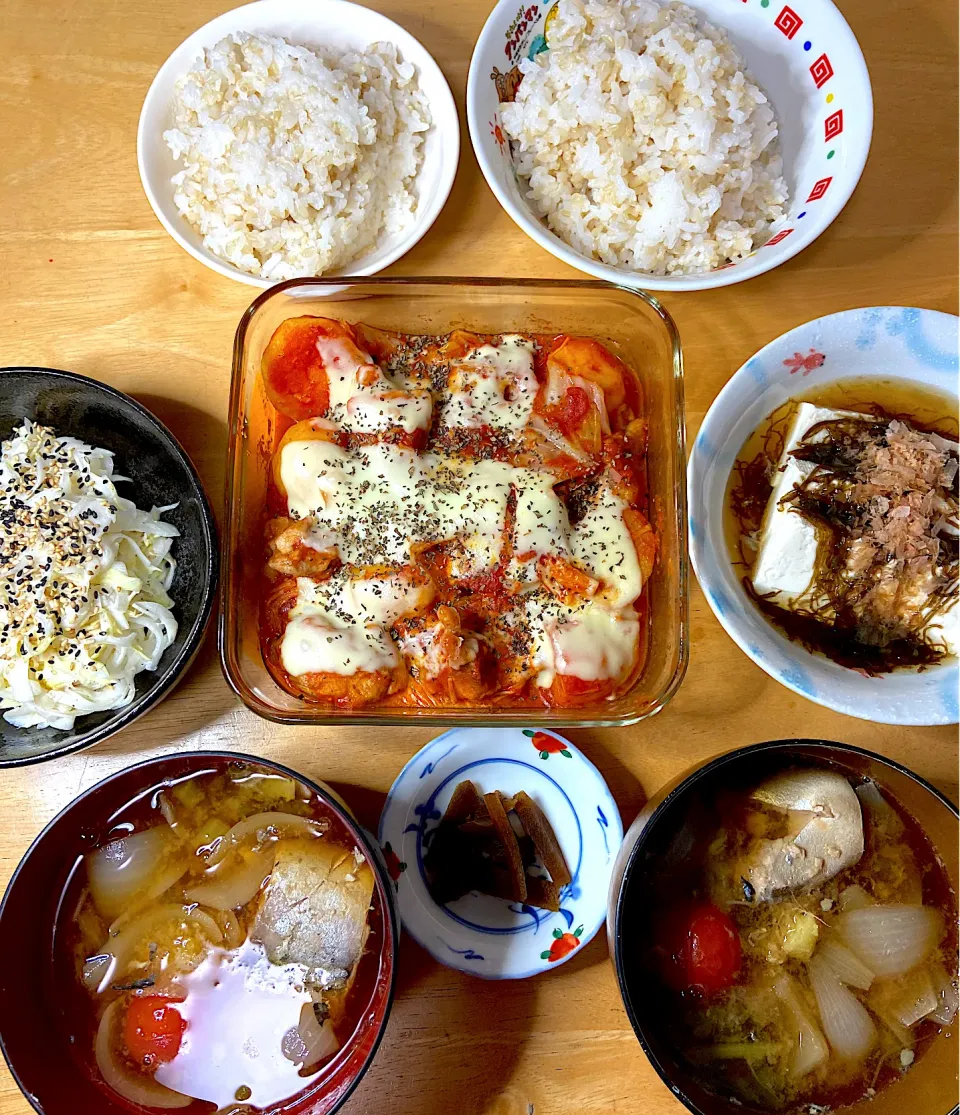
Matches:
[[378, 727, 622, 979], [688, 306, 959, 726]]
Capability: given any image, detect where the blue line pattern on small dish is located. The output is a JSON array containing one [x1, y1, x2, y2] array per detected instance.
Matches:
[[506, 902, 543, 930], [404, 800, 441, 837], [447, 945, 485, 961], [597, 805, 609, 855], [419, 743, 457, 779]]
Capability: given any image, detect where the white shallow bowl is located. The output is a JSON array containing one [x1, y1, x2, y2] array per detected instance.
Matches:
[[467, 0, 872, 291], [689, 306, 959, 726], [138, 0, 459, 287], [378, 727, 622, 979]]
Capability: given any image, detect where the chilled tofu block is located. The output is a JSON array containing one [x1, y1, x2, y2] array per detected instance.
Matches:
[[253, 839, 374, 984], [752, 403, 865, 606], [751, 402, 959, 657]]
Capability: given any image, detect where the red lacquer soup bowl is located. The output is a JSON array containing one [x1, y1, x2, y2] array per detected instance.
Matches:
[[0, 751, 398, 1115]]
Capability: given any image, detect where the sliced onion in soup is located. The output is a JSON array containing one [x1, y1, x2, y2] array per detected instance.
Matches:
[[183, 847, 276, 910], [836, 885, 875, 913], [836, 905, 943, 978], [87, 828, 185, 922], [929, 963, 960, 1026], [107, 858, 193, 936], [869, 965, 941, 1029], [204, 812, 327, 866], [814, 939, 875, 990], [298, 1001, 340, 1068], [808, 955, 877, 1061], [95, 999, 192, 1109], [93, 903, 223, 993], [773, 974, 829, 1079]]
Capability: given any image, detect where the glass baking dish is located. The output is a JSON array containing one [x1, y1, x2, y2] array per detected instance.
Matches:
[[219, 278, 688, 727]]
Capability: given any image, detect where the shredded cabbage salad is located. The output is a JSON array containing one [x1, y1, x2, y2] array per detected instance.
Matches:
[[0, 421, 179, 730]]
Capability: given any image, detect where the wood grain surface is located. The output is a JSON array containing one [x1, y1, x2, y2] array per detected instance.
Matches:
[[0, 0, 957, 1111]]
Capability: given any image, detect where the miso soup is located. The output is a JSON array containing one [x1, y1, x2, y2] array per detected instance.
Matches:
[[632, 764, 958, 1112], [55, 760, 385, 1113]]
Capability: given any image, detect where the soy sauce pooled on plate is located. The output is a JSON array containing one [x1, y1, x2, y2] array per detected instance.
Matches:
[[57, 762, 383, 1113], [726, 379, 959, 673], [644, 766, 959, 1112]]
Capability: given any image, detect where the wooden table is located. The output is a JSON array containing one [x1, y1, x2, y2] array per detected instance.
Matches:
[[0, 0, 957, 1110]]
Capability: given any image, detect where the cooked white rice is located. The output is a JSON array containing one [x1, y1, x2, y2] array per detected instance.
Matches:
[[163, 33, 432, 280], [499, 0, 788, 275]]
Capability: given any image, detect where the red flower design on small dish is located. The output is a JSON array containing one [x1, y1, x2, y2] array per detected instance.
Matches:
[[523, 729, 572, 759], [783, 349, 826, 376], [541, 925, 583, 962]]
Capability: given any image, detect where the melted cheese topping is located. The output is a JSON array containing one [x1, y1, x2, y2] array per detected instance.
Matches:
[[312, 333, 538, 435], [281, 440, 517, 572], [440, 336, 539, 430], [517, 591, 640, 688], [314, 337, 433, 434], [396, 623, 479, 680], [279, 433, 646, 682], [345, 390, 433, 434], [273, 327, 653, 689], [280, 572, 432, 677], [509, 472, 572, 582], [571, 486, 643, 609]]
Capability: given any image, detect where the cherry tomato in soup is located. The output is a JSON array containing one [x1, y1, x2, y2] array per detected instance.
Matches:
[[663, 904, 741, 995], [123, 996, 186, 1067]]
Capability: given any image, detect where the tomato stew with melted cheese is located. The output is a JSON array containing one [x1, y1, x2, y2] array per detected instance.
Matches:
[[258, 317, 657, 710]]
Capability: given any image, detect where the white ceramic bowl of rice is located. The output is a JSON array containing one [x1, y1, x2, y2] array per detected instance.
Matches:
[[138, 0, 459, 287], [467, 0, 872, 290]]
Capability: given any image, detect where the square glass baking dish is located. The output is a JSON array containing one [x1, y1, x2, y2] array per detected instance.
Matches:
[[219, 278, 688, 727]]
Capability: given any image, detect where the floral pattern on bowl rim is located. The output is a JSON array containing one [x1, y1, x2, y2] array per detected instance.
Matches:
[[378, 727, 622, 979], [688, 306, 959, 726]]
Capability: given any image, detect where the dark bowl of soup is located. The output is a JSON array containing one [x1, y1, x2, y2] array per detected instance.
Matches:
[[0, 751, 398, 1115], [609, 740, 959, 1115]]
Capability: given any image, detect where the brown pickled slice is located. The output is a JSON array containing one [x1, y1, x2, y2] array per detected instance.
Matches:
[[525, 875, 561, 913], [425, 782, 571, 911], [482, 792, 527, 904], [424, 780, 490, 904], [443, 779, 488, 827], [510, 791, 572, 889], [425, 782, 527, 905], [252, 839, 374, 984]]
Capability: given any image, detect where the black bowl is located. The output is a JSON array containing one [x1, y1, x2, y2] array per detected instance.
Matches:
[[0, 368, 218, 766], [609, 739, 960, 1115]]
